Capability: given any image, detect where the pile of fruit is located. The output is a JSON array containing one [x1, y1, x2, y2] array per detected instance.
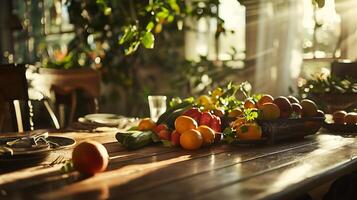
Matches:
[[332, 111, 357, 125], [137, 107, 222, 150], [117, 82, 325, 150], [227, 94, 324, 141]]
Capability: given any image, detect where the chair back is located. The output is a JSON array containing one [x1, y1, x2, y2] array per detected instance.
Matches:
[[0, 64, 31, 132], [331, 61, 357, 79]]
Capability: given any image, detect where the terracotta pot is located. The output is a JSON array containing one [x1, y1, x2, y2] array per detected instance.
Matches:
[[35, 68, 101, 98]]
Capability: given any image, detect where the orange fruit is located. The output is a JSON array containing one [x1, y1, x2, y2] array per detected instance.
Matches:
[[72, 141, 109, 175], [138, 118, 156, 131], [259, 103, 280, 120], [175, 116, 198, 134], [180, 129, 203, 150], [244, 99, 256, 109], [236, 123, 262, 140], [231, 117, 246, 130], [257, 94, 274, 108], [197, 125, 215, 146]]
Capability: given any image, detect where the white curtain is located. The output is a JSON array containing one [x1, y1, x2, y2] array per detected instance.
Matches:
[[254, 0, 305, 96]]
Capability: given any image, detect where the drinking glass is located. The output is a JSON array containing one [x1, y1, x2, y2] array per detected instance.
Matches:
[[148, 95, 167, 122]]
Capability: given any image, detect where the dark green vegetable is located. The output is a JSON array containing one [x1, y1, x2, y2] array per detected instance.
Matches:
[[156, 101, 192, 125], [116, 131, 154, 150]]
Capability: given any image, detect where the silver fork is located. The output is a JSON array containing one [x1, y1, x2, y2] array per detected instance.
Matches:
[[48, 155, 66, 166]]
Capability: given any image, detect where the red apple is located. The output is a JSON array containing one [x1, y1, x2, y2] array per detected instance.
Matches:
[[209, 115, 222, 133], [182, 108, 202, 123], [154, 124, 168, 134], [199, 112, 213, 126]]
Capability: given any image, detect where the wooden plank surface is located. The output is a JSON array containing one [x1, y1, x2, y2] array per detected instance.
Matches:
[[0, 131, 356, 200]]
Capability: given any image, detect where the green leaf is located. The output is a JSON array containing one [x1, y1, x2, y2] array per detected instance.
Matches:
[[146, 22, 155, 31], [128, 126, 138, 131], [141, 32, 155, 49]]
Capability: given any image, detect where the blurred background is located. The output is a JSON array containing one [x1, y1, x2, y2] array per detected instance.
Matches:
[[0, 0, 356, 118]]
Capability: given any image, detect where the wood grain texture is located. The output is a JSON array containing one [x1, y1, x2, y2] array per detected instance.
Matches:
[[0, 132, 356, 200]]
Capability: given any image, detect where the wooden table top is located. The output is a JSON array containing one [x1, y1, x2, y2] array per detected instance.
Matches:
[[0, 131, 357, 200]]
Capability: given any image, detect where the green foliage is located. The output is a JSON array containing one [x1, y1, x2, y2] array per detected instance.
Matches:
[[298, 74, 357, 97], [243, 108, 259, 122]]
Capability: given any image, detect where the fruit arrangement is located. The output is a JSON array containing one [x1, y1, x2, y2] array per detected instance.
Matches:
[[117, 82, 325, 150], [332, 111, 357, 125], [224, 94, 325, 143]]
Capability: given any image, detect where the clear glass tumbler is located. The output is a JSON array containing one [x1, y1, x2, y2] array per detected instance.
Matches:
[[148, 95, 167, 122]]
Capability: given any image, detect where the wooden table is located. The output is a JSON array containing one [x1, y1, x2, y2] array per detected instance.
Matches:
[[0, 131, 357, 200]]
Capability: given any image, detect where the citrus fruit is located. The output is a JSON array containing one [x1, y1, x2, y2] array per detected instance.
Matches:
[[197, 95, 212, 106], [257, 94, 274, 108], [211, 88, 223, 99], [259, 103, 280, 120], [244, 99, 256, 109], [232, 117, 246, 130], [180, 129, 203, 150], [197, 125, 215, 146], [72, 141, 109, 175], [175, 116, 198, 134], [138, 118, 156, 131], [236, 123, 262, 140], [300, 99, 318, 117], [332, 110, 347, 124]]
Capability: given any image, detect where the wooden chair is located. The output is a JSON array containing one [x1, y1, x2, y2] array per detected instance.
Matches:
[[331, 60, 357, 79], [35, 68, 101, 127], [0, 64, 60, 132], [0, 64, 31, 132]]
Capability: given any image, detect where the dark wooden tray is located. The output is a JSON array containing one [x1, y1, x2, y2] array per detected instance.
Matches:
[[257, 117, 325, 143], [322, 122, 357, 134]]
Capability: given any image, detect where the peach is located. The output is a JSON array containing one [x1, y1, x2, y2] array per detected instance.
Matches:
[[333, 110, 347, 124], [259, 103, 280, 120], [257, 94, 274, 108], [291, 103, 302, 116], [273, 96, 293, 118], [344, 112, 357, 125], [287, 96, 300, 104], [244, 99, 256, 109], [300, 99, 318, 117], [228, 108, 243, 118]]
